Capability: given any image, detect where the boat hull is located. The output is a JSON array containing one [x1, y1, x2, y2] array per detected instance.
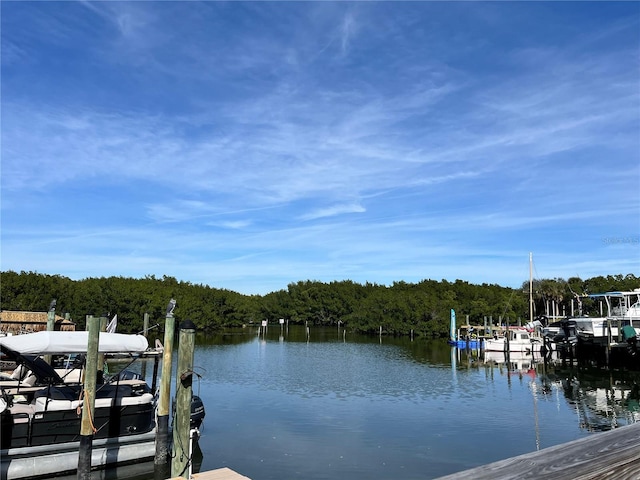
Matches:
[[483, 328, 542, 354], [483, 340, 537, 353], [1, 429, 156, 480]]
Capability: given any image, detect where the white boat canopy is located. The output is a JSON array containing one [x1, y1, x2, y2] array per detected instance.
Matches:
[[0, 331, 149, 355]]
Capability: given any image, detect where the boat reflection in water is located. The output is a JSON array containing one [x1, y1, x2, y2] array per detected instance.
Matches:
[[51, 439, 204, 480], [556, 372, 640, 432], [481, 347, 640, 434], [483, 350, 540, 378]]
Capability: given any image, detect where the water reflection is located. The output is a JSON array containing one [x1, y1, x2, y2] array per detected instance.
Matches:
[[552, 370, 640, 431], [472, 346, 640, 432], [98, 326, 640, 479], [52, 462, 156, 480]]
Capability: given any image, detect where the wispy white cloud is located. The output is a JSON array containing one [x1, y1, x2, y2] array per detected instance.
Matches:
[[299, 202, 366, 221], [339, 10, 357, 56], [2, 2, 638, 294]]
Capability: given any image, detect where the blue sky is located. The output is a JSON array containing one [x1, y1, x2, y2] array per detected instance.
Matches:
[[1, 1, 639, 295]]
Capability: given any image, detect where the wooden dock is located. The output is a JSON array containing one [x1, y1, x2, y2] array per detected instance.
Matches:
[[172, 467, 251, 480], [436, 421, 640, 479]]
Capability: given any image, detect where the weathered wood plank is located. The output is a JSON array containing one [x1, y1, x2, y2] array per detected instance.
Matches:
[[436, 421, 640, 479]]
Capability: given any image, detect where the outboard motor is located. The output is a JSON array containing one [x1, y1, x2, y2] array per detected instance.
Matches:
[[172, 395, 206, 429], [622, 325, 638, 357], [191, 395, 206, 429]]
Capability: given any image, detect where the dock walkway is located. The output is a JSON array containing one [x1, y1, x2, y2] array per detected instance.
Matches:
[[172, 467, 251, 480], [436, 421, 640, 479]]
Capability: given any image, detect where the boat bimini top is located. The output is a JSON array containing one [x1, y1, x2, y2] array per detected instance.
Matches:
[[0, 331, 149, 355]]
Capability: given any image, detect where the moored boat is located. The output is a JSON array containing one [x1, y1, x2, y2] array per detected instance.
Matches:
[[0, 331, 160, 479], [483, 327, 542, 354], [571, 290, 640, 347]]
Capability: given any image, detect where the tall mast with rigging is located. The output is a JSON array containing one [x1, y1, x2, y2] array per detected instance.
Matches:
[[529, 252, 534, 324]]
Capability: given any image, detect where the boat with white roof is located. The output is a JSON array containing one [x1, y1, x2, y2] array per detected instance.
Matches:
[[0, 331, 159, 480]]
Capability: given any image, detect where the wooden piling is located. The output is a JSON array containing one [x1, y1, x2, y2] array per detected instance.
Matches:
[[144, 312, 150, 336], [44, 300, 56, 365], [505, 318, 510, 361], [172, 320, 197, 478], [606, 318, 612, 367], [77, 314, 100, 480], [156, 299, 176, 467], [141, 312, 150, 380], [46, 301, 56, 331], [98, 315, 108, 380]]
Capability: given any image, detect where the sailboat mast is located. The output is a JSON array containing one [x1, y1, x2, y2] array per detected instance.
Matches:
[[529, 252, 534, 324]]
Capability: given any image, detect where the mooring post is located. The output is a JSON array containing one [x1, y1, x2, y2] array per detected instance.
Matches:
[[172, 319, 196, 478], [98, 314, 108, 380], [77, 314, 100, 480], [505, 318, 511, 363], [151, 351, 160, 393], [155, 299, 176, 468], [46, 299, 56, 331], [617, 319, 622, 342], [44, 299, 56, 365], [141, 312, 150, 380], [606, 318, 612, 368]]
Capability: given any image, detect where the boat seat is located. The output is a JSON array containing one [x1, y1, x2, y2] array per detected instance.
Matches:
[[34, 397, 80, 412], [8, 403, 35, 422], [21, 372, 37, 386], [34, 392, 154, 412], [10, 364, 28, 380], [54, 368, 83, 383]]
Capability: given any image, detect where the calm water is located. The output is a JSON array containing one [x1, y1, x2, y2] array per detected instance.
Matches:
[[106, 326, 640, 479]]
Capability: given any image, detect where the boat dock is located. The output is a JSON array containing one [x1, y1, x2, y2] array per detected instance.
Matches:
[[172, 467, 251, 479], [436, 421, 640, 479]]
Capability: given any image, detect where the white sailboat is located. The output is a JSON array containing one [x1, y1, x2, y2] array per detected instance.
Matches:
[[484, 253, 542, 354]]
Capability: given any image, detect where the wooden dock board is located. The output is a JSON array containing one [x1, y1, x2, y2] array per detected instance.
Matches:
[[436, 421, 640, 479], [172, 467, 251, 480]]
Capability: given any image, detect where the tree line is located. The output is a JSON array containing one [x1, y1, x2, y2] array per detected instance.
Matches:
[[1, 271, 638, 338]]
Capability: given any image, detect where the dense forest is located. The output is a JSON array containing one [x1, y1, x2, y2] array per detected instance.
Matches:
[[1, 271, 638, 338]]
